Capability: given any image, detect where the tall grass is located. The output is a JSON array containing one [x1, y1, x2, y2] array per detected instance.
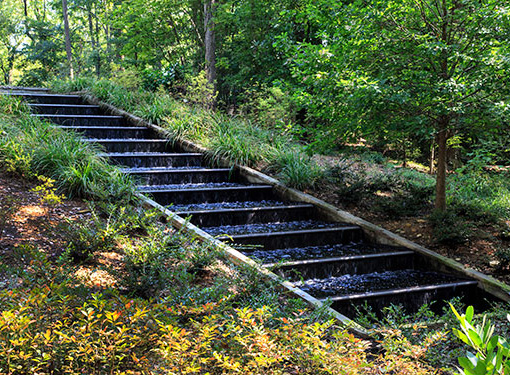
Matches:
[[51, 78, 324, 189], [0, 95, 135, 202], [448, 172, 510, 222]]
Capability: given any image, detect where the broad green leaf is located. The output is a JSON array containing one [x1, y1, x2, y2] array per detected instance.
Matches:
[[465, 306, 474, 323]]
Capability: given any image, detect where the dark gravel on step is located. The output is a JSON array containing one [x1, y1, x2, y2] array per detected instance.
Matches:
[[248, 243, 404, 263], [168, 200, 290, 212], [203, 220, 340, 236], [295, 270, 462, 298], [121, 166, 203, 172], [137, 182, 243, 191]]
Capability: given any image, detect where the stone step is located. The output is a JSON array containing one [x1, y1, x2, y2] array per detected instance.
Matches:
[[140, 184, 275, 205], [104, 152, 203, 168], [56, 126, 154, 139], [266, 250, 415, 280], [323, 279, 480, 317], [2, 92, 82, 104], [83, 139, 173, 153], [0, 86, 50, 93], [32, 114, 125, 126], [176, 203, 316, 227], [219, 226, 363, 250], [124, 167, 232, 185], [28, 103, 101, 115]]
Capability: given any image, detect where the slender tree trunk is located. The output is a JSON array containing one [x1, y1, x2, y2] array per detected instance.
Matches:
[[168, 14, 185, 66], [62, 0, 74, 79], [88, 10, 100, 78], [429, 140, 435, 174], [204, 0, 217, 108], [94, 12, 101, 77], [6, 49, 16, 84], [435, 117, 448, 211], [402, 140, 407, 168], [23, 0, 28, 17]]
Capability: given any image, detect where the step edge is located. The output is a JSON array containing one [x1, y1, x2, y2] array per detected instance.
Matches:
[[139, 185, 272, 193], [319, 280, 479, 302], [28, 103, 100, 108], [124, 168, 230, 174], [176, 204, 315, 215], [262, 250, 416, 268], [217, 225, 361, 240], [32, 114, 123, 119], [104, 152, 203, 157]]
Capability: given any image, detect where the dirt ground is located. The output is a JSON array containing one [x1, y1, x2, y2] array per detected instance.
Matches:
[[0, 172, 123, 289]]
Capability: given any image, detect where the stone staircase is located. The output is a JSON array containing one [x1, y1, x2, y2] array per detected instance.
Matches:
[[4, 87, 495, 318]]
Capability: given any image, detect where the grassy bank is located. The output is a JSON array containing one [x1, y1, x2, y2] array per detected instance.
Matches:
[[51, 78, 323, 190], [0, 94, 135, 202]]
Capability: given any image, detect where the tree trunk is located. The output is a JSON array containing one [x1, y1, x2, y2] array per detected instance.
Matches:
[[95, 9, 101, 77], [402, 140, 407, 168], [435, 117, 448, 211], [62, 0, 74, 79], [204, 0, 217, 108], [429, 140, 435, 174], [88, 9, 100, 78]]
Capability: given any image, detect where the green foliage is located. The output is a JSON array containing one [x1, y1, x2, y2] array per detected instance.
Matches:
[[451, 305, 510, 375], [209, 119, 264, 167], [326, 155, 435, 217], [268, 149, 323, 190], [112, 68, 143, 89], [0, 94, 28, 115], [0, 284, 163, 374], [31, 175, 65, 206], [141, 65, 183, 92], [184, 71, 217, 108], [0, 101, 136, 202], [429, 209, 473, 245], [239, 85, 297, 130], [134, 94, 177, 125], [63, 204, 125, 262], [448, 172, 510, 224], [120, 227, 183, 298]]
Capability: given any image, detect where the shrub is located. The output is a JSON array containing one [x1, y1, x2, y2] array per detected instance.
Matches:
[[268, 148, 323, 190], [0, 285, 164, 374], [239, 85, 297, 130], [429, 209, 473, 245], [141, 65, 183, 92], [451, 305, 510, 375], [0, 94, 28, 115], [185, 71, 217, 108], [112, 67, 143, 89], [448, 172, 510, 225]]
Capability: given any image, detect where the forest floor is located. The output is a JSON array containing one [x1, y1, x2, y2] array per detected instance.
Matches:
[[309, 155, 510, 286], [0, 172, 117, 289]]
